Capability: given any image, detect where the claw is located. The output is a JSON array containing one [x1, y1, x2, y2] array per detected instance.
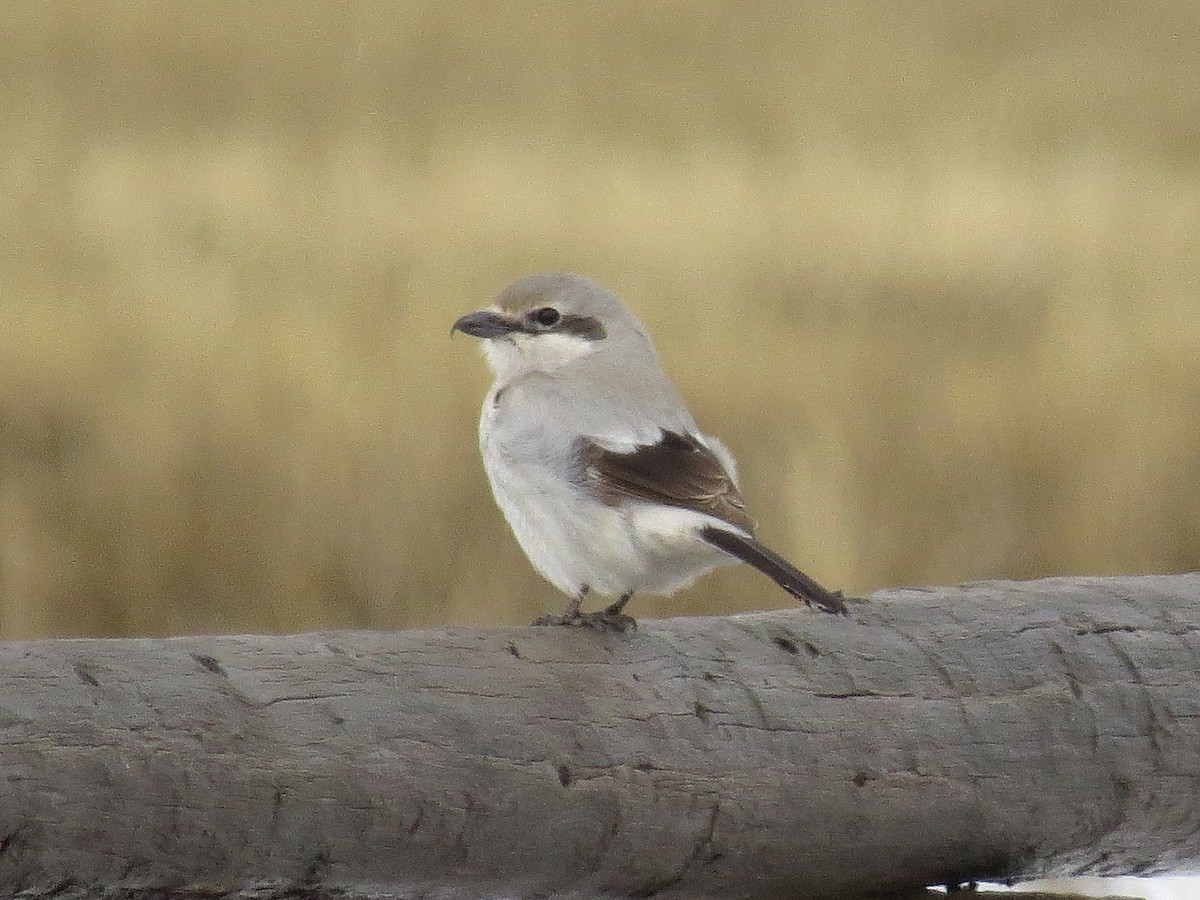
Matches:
[[587, 608, 637, 632], [530, 588, 636, 632], [532, 609, 584, 627], [532, 608, 637, 632]]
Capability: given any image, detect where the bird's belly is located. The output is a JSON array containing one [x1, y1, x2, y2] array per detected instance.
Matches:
[[483, 450, 633, 596], [484, 443, 733, 598]]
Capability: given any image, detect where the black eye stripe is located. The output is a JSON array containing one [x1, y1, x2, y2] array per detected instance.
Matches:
[[520, 308, 606, 340], [559, 314, 606, 341]]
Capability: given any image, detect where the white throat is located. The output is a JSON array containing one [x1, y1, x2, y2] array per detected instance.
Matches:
[[483, 331, 599, 382]]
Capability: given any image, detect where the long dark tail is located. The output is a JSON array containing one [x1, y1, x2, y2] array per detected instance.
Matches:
[[700, 526, 847, 616]]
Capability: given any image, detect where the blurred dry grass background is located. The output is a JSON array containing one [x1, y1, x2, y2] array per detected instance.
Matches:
[[1, 2, 1199, 638]]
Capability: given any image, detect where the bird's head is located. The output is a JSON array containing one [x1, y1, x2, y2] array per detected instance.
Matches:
[[452, 272, 651, 382]]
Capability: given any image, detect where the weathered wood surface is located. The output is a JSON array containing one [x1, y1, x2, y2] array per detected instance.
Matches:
[[0, 575, 1198, 900]]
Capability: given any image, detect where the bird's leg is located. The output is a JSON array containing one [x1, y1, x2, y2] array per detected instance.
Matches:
[[603, 591, 633, 617], [532, 587, 589, 627]]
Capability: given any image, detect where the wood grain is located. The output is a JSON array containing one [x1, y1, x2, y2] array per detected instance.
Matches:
[[1, 575, 1197, 899]]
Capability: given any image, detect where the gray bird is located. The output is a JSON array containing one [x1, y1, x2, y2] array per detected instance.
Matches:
[[453, 272, 846, 630]]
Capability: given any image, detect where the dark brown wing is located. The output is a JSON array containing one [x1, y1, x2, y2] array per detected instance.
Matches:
[[576, 430, 756, 532]]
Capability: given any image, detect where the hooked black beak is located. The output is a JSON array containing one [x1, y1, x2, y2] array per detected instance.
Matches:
[[451, 310, 520, 339]]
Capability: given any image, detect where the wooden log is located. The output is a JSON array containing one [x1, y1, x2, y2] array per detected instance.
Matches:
[[0, 575, 1198, 899]]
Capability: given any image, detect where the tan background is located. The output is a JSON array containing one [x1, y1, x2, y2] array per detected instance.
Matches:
[[1, 3, 1198, 639]]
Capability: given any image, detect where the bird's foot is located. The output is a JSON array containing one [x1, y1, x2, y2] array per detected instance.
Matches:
[[532, 598, 637, 632], [589, 602, 638, 632], [532, 609, 638, 632], [532, 608, 584, 627]]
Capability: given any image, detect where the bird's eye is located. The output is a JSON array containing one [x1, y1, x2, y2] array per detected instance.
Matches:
[[531, 307, 561, 327]]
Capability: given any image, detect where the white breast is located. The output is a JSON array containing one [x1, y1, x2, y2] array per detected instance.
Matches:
[[478, 386, 735, 600]]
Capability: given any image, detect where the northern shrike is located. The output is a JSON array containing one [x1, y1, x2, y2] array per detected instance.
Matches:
[[453, 272, 847, 630]]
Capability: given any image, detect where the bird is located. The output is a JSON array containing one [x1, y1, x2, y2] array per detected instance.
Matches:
[[452, 272, 847, 630]]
